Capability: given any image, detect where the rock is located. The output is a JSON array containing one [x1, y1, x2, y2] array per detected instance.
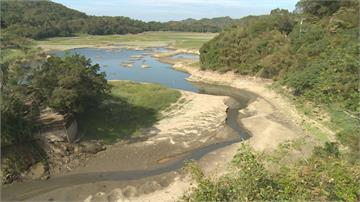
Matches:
[[122, 185, 137, 198], [46, 134, 66, 142], [138, 181, 162, 194], [107, 188, 126, 202], [3, 173, 17, 184], [73, 144, 82, 153], [49, 143, 68, 156], [84, 195, 93, 202], [79, 141, 106, 154], [26, 162, 47, 180], [95, 192, 105, 197], [40, 174, 50, 180]]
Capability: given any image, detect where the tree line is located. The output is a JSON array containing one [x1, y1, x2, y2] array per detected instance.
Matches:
[[0, 0, 238, 39]]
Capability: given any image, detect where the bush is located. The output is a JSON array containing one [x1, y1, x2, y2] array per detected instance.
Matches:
[[32, 55, 110, 114], [185, 144, 360, 201]]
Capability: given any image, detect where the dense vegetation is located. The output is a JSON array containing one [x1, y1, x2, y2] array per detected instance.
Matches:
[[1, 49, 109, 147], [0, 0, 237, 39], [200, 1, 359, 113], [190, 1, 360, 201], [0, 0, 148, 39], [0, 36, 110, 182], [185, 144, 360, 201], [161, 17, 237, 32]]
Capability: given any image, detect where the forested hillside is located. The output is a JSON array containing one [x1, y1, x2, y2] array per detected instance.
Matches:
[[200, 0, 359, 113], [0, 0, 148, 39], [0, 0, 237, 39], [161, 17, 237, 32]]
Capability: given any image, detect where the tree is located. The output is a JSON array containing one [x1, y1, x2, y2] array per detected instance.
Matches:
[[32, 55, 110, 115], [296, 0, 341, 17]]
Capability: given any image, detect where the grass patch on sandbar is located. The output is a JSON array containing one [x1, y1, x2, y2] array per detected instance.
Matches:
[[36, 31, 217, 51], [77, 80, 181, 144]]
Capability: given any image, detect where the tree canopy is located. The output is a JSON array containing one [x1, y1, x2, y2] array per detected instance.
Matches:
[[32, 55, 109, 114], [200, 1, 359, 113], [1, 49, 109, 146]]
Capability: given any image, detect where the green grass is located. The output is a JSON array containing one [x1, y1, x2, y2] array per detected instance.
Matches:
[[1, 48, 26, 62], [36, 31, 217, 50], [270, 82, 360, 156], [78, 80, 181, 144]]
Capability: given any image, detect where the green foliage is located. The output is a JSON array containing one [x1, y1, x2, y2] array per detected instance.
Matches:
[[1, 143, 47, 184], [32, 55, 110, 114], [78, 81, 181, 144], [36, 32, 216, 51], [296, 0, 341, 17], [200, 11, 295, 78], [0, 32, 32, 50], [0, 53, 45, 146], [185, 144, 360, 201], [1, 45, 109, 146], [161, 17, 236, 33], [200, 3, 359, 112], [1, 0, 87, 39], [1, 1, 238, 39], [336, 127, 360, 162], [0, 90, 35, 146]]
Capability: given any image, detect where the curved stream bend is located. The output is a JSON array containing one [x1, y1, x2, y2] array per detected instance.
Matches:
[[2, 49, 258, 201], [2, 83, 257, 201]]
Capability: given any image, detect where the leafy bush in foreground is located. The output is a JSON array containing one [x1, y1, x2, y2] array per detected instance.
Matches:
[[184, 144, 360, 201]]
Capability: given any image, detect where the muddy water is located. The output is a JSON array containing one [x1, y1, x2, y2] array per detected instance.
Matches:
[[193, 82, 258, 140], [2, 48, 257, 201]]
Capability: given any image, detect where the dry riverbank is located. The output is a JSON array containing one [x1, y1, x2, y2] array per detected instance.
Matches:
[[60, 90, 233, 175], [2, 90, 240, 201], [155, 58, 312, 152]]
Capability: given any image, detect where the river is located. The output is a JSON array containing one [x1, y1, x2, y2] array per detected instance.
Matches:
[[2, 48, 257, 201]]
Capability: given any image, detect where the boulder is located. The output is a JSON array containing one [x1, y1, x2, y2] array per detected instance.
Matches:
[[49, 143, 69, 156], [25, 162, 49, 180], [138, 181, 162, 194], [78, 141, 106, 154], [46, 133, 66, 142], [122, 185, 137, 198], [107, 188, 126, 202]]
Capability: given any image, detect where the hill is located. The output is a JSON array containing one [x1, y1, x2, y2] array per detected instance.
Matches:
[[0, 0, 148, 39], [200, 1, 359, 113], [0, 0, 238, 39], [161, 17, 237, 32]]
